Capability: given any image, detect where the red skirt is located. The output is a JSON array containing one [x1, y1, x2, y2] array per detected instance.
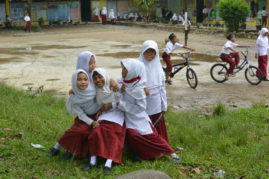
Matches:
[[94, 15, 99, 22], [88, 121, 126, 164], [162, 52, 172, 73], [126, 123, 174, 160], [102, 15, 107, 24], [149, 112, 169, 142], [58, 115, 96, 158]]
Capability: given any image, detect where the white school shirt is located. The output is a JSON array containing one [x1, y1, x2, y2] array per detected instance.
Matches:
[[172, 14, 177, 21], [71, 99, 100, 126], [146, 82, 167, 115], [98, 92, 125, 126], [255, 40, 269, 56], [117, 91, 153, 135], [220, 40, 238, 55], [261, 10, 267, 17], [94, 9, 99, 16], [24, 16, 30, 22], [164, 41, 184, 54], [203, 8, 208, 14]]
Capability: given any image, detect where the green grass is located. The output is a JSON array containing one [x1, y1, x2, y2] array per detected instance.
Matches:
[[0, 84, 268, 178]]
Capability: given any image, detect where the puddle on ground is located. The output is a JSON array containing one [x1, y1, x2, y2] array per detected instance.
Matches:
[[111, 45, 131, 48], [0, 57, 22, 64], [22, 83, 34, 86], [160, 59, 199, 66], [46, 79, 60, 81], [43, 89, 58, 94], [32, 45, 86, 50], [0, 48, 38, 56], [108, 65, 121, 69], [190, 53, 219, 62], [98, 51, 140, 58], [43, 55, 55, 58]]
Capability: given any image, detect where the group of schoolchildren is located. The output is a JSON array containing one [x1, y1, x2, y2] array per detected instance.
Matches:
[[47, 40, 181, 175], [94, 7, 139, 25], [46, 27, 269, 175]]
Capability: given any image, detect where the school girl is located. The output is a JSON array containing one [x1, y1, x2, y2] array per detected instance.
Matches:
[[162, 33, 195, 84], [94, 7, 100, 22], [109, 9, 116, 24], [139, 40, 169, 142], [47, 69, 99, 161], [255, 28, 269, 81], [83, 68, 125, 175], [172, 13, 178, 24], [115, 58, 180, 162], [101, 7, 107, 25]]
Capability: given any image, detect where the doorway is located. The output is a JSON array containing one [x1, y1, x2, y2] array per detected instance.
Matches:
[[81, 0, 91, 21], [196, 0, 203, 23]]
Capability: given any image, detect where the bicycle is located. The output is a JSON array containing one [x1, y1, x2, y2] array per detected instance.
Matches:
[[163, 51, 198, 89], [210, 47, 263, 85]]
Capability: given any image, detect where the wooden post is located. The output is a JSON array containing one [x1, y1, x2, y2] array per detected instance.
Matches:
[[184, 12, 188, 46]]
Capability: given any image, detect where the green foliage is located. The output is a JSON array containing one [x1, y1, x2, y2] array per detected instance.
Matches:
[[26, 85, 44, 98], [133, 0, 155, 21], [0, 84, 269, 178], [218, 0, 250, 32], [32, 24, 41, 32], [213, 103, 226, 116]]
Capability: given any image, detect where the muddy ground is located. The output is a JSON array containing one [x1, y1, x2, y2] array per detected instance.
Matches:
[[0, 24, 268, 112]]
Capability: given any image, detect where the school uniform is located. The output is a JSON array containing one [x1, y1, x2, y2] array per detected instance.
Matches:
[[88, 68, 125, 164], [203, 8, 208, 21], [261, 10, 267, 26], [179, 15, 185, 24], [129, 13, 135, 21], [172, 13, 178, 24], [101, 7, 107, 24], [140, 40, 169, 142], [58, 69, 99, 158], [255, 28, 269, 78], [220, 40, 239, 74], [162, 41, 183, 73], [24, 15, 31, 32], [94, 8, 99, 22], [109, 10, 116, 24], [118, 59, 174, 160]]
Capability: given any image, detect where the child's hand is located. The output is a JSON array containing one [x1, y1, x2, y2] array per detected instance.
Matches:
[[255, 53, 258, 59], [190, 48, 195, 51], [101, 103, 112, 112], [171, 53, 177, 56], [120, 85, 126, 93], [110, 79, 118, 92], [96, 110, 102, 119], [68, 89, 74, 95], [92, 121, 100, 128], [144, 88, 150, 96]]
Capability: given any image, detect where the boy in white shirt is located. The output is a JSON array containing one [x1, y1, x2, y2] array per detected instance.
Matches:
[[261, 7, 267, 26], [162, 33, 195, 84], [24, 13, 31, 32], [220, 33, 249, 80]]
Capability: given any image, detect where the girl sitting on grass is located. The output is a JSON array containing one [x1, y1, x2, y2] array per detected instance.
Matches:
[[47, 69, 100, 161], [83, 68, 125, 175]]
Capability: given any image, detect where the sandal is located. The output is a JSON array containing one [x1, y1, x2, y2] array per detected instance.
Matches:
[[165, 79, 172, 85], [225, 73, 229, 80]]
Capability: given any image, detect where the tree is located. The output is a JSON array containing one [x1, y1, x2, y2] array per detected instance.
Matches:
[[133, 0, 155, 22], [218, 0, 250, 32]]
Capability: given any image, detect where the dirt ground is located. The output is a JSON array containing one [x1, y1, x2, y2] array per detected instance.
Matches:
[[0, 24, 268, 112]]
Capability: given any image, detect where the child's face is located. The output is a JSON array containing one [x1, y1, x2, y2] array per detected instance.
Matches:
[[77, 72, 89, 90], [264, 32, 268, 36], [93, 74, 105, 88], [88, 56, 96, 73], [143, 48, 156, 62], [122, 67, 128, 79], [171, 37, 177, 44], [230, 36, 236, 42]]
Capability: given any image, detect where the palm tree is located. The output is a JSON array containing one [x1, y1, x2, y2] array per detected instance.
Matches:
[[134, 0, 155, 22]]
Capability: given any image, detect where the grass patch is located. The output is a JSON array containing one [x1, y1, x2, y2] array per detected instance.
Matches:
[[0, 84, 268, 178]]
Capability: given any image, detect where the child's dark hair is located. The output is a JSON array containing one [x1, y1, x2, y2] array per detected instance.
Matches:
[[169, 33, 176, 40], [92, 71, 101, 78], [226, 33, 234, 40]]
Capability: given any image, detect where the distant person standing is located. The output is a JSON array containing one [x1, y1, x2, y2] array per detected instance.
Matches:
[[24, 13, 31, 32], [261, 7, 267, 26], [101, 7, 107, 25], [94, 7, 99, 22], [202, 6, 208, 22], [109, 9, 116, 24], [172, 13, 178, 24]]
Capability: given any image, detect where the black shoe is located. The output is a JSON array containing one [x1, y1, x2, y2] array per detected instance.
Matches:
[[61, 151, 73, 162], [263, 77, 269, 81], [103, 166, 111, 175], [134, 155, 142, 162], [47, 147, 60, 157], [82, 163, 95, 171]]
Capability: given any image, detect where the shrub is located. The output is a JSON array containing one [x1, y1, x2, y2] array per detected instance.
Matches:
[[213, 103, 226, 116], [32, 24, 41, 32], [133, 0, 155, 22], [218, 0, 250, 32]]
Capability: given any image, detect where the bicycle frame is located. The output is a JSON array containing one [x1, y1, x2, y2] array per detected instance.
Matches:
[[170, 52, 191, 77]]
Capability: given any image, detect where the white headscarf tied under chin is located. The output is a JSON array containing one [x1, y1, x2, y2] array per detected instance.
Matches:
[[257, 28, 269, 48], [66, 69, 96, 114], [139, 40, 165, 89], [76, 51, 96, 77], [121, 58, 146, 100], [92, 68, 115, 106]]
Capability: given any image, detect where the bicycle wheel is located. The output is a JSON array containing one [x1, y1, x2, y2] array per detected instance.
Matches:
[[245, 66, 262, 85], [186, 68, 198, 89], [210, 64, 227, 83]]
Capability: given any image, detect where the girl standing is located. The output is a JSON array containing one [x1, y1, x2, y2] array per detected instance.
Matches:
[[83, 68, 125, 175], [139, 40, 169, 142], [101, 7, 107, 25], [255, 28, 269, 81], [94, 7, 100, 22], [109, 9, 116, 24]]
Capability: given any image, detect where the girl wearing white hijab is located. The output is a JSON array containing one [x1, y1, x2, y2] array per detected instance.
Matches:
[[47, 69, 100, 161], [101, 7, 107, 24], [114, 58, 180, 162], [83, 68, 125, 174], [139, 40, 169, 142], [109, 9, 116, 24], [94, 7, 99, 22], [255, 28, 269, 80], [172, 13, 178, 24]]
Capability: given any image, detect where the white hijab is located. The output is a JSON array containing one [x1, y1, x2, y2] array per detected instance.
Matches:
[[121, 58, 146, 100], [172, 13, 177, 20], [76, 51, 96, 77], [257, 28, 269, 47], [66, 69, 96, 114], [139, 40, 165, 89], [92, 68, 115, 106], [102, 7, 107, 15], [109, 9, 115, 18]]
